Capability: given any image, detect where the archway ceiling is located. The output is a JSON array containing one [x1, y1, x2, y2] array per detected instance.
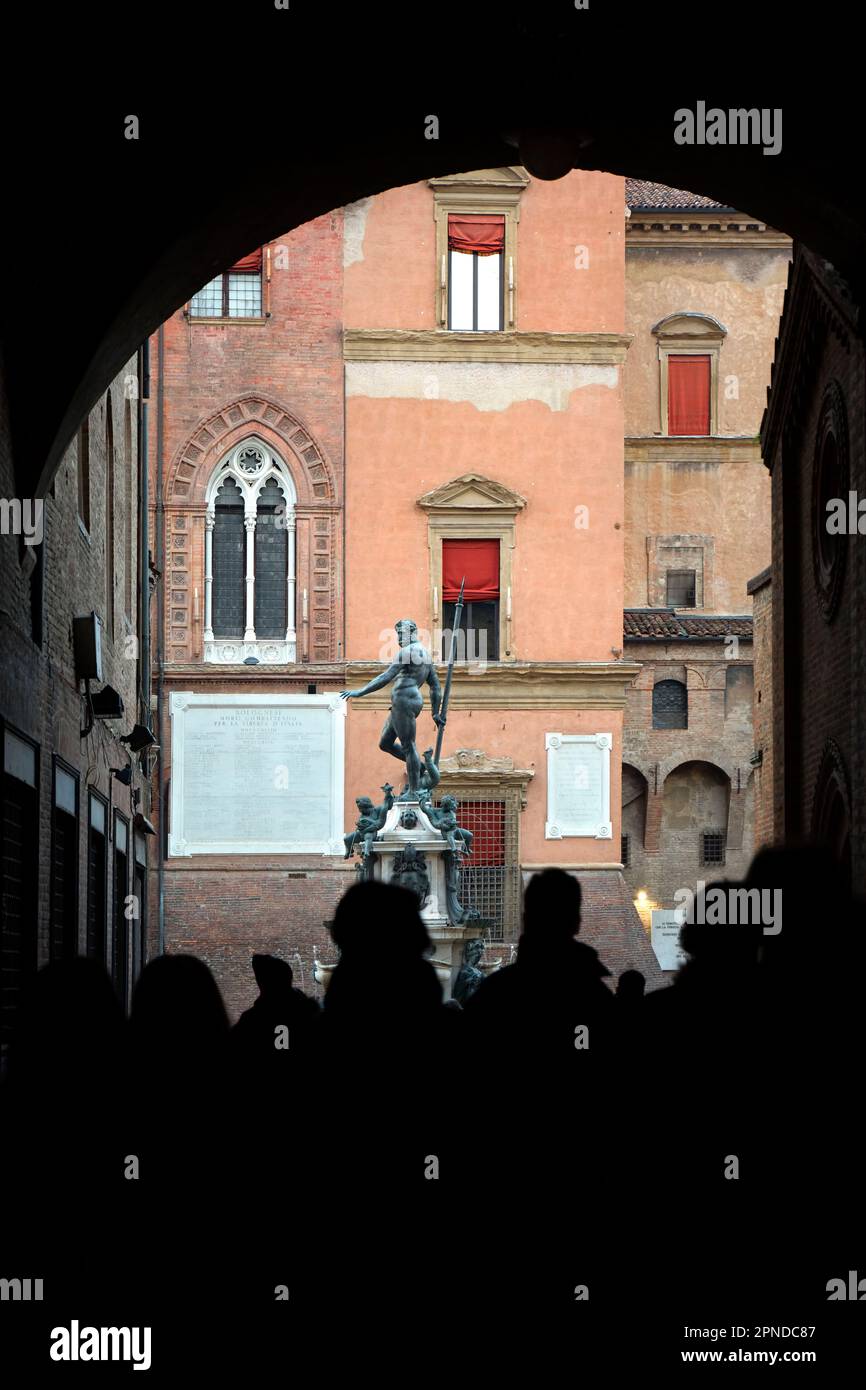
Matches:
[[2, 41, 862, 495]]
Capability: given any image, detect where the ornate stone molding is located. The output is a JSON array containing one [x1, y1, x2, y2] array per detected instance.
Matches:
[[438, 748, 535, 810], [343, 328, 632, 364], [344, 661, 640, 710], [417, 473, 526, 514], [625, 436, 762, 464]]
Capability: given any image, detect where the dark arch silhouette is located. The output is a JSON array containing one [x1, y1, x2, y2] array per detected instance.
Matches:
[[3, 74, 865, 497]]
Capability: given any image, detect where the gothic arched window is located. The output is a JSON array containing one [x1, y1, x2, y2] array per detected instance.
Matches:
[[204, 439, 297, 664]]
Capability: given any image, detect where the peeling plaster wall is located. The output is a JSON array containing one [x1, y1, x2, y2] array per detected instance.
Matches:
[[346, 360, 618, 412]]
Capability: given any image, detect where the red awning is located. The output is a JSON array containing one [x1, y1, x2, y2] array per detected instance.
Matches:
[[447, 214, 505, 257], [443, 538, 500, 602], [229, 247, 263, 274]]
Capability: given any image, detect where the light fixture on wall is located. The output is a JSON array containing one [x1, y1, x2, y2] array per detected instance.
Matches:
[[120, 724, 157, 754]]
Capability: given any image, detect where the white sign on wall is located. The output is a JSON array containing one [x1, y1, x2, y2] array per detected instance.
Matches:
[[545, 732, 612, 839], [169, 692, 346, 856], [651, 908, 688, 972]]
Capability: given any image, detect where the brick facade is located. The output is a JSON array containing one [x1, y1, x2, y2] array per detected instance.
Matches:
[[1, 355, 151, 1055]]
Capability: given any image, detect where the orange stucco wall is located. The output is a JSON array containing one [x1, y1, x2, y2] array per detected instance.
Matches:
[[344, 708, 623, 865]]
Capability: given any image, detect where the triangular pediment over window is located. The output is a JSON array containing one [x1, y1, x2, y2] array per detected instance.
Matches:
[[417, 473, 527, 513], [428, 167, 530, 192]]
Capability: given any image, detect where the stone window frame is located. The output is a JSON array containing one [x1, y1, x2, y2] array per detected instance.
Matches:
[[417, 474, 527, 663], [204, 435, 298, 664], [652, 312, 728, 437], [429, 168, 530, 331], [647, 533, 715, 609]]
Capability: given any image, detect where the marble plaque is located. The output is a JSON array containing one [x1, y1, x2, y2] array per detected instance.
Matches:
[[651, 908, 688, 972], [545, 732, 612, 839], [169, 693, 346, 856]]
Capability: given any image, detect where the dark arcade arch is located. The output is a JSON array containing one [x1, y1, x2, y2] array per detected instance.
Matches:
[[3, 24, 866, 498]]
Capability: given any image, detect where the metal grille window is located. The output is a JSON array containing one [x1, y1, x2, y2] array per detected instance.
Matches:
[[666, 568, 696, 607], [437, 797, 516, 941], [701, 830, 727, 865], [653, 678, 688, 730], [621, 833, 630, 868]]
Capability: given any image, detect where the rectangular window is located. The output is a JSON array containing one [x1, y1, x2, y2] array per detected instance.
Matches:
[[701, 830, 727, 866], [77, 418, 91, 530], [189, 248, 263, 319], [441, 538, 500, 661], [1, 729, 39, 1053], [621, 833, 630, 868], [668, 355, 711, 436], [87, 793, 107, 965], [447, 214, 504, 331], [50, 762, 79, 961], [666, 569, 697, 607], [113, 814, 130, 1010]]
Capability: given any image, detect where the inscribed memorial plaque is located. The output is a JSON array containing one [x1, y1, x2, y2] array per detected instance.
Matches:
[[545, 732, 612, 839], [169, 693, 346, 855], [651, 908, 688, 971]]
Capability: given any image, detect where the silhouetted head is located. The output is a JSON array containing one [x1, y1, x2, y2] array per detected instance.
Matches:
[[522, 869, 582, 945], [130, 954, 230, 1061], [252, 953, 294, 996], [8, 956, 125, 1088], [330, 881, 432, 960], [616, 969, 645, 1001]]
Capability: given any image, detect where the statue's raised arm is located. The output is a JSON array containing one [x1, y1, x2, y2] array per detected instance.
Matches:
[[340, 619, 441, 795]]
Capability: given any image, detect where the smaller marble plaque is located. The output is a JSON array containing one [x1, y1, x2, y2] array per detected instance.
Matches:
[[545, 732, 612, 839], [651, 908, 688, 972]]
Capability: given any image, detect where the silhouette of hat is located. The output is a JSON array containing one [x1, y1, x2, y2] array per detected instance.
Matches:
[[252, 954, 294, 991]]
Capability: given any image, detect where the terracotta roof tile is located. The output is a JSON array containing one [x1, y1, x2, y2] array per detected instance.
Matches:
[[626, 178, 732, 212], [624, 609, 753, 640]]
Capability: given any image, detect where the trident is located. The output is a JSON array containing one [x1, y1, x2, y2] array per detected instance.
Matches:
[[433, 575, 465, 767]]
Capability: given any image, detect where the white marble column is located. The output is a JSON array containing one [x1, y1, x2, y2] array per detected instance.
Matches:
[[286, 511, 297, 652], [203, 513, 215, 643], [243, 512, 256, 642]]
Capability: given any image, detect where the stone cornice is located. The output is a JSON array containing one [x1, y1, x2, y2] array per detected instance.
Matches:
[[625, 436, 762, 464], [343, 328, 632, 364], [344, 661, 640, 710], [627, 215, 791, 250], [160, 660, 641, 707]]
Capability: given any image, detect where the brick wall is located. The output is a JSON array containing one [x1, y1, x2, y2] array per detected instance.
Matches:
[[0, 354, 150, 1045], [748, 570, 774, 850]]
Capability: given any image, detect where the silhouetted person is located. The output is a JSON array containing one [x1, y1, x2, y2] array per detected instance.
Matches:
[[465, 869, 615, 1054], [615, 968, 645, 1003], [2, 956, 127, 1192], [232, 952, 320, 1066], [128, 954, 231, 1199], [318, 881, 454, 1204]]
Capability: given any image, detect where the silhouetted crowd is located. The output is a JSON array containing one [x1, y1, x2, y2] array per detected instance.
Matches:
[[1, 845, 863, 1344]]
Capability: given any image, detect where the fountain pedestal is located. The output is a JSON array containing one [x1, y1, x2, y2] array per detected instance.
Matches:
[[369, 797, 479, 999]]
